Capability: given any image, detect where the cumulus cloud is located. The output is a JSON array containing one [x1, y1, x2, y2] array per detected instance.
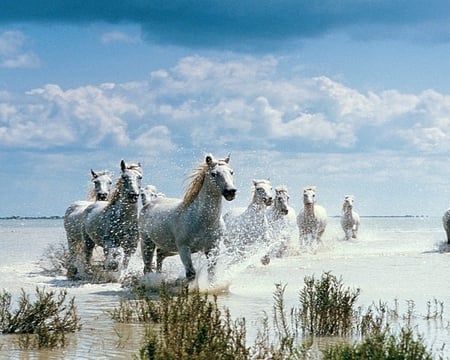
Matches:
[[2, 56, 450, 154], [1, 1, 449, 51], [0, 31, 39, 68]]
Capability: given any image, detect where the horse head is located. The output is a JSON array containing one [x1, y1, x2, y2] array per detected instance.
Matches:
[[206, 154, 237, 201], [274, 186, 290, 215], [120, 160, 143, 203], [303, 186, 317, 205], [91, 169, 113, 201], [141, 184, 165, 206], [343, 195, 355, 211], [252, 179, 274, 206]]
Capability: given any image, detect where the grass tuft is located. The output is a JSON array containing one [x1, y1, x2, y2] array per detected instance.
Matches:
[[0, 287, 81, 349]]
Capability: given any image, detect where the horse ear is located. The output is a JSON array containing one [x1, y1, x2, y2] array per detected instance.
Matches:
[[206, 154, 214, 165], [120, 160, 126, 172], [91, 169, 98, 178], [224, 153, 231, 163]]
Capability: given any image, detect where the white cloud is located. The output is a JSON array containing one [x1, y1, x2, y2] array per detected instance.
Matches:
[[4, 55, 450, 155], [0, 31, 39, 68]]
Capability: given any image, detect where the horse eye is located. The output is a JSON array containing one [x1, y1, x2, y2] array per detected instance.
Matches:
[[211, 172, 217, 177]]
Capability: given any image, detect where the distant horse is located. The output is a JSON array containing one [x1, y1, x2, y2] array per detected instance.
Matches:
[[64, 169, 113, 279], [340, 195, 360, 241], [297, 186, 327, 246], [266, 186, 297, 257], [79, 160, 142, 277], [140, 184, 166, 206], [139, 154, 236, 282], [442, 208, 450, 244], [223, 179, 274, 261]]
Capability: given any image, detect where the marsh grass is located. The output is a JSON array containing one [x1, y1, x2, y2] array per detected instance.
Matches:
[[298, 271, 360, 337], [112, 272, 440, 359], [39, 241, 71, 276], [0, 287, 81, 349]]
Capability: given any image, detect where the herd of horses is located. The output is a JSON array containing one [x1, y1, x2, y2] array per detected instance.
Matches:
[[63, 154, 361, 283]]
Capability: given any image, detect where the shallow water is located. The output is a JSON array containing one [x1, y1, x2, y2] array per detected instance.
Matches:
[[0, 217, 450, 358]]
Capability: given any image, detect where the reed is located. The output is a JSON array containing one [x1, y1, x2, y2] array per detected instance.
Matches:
[[137, 284, 249, 360], [112, 273, 440, 359], [322, 327, 433, 360], [0, 287, 81, 349], [298, 271, 360, 337]]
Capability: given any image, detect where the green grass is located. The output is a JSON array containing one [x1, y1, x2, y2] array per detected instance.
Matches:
[[0, 287, 81, 349], [111, 273, 440, 359]]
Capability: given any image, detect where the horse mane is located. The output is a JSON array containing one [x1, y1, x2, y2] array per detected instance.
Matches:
[[275, 185, 288, 194], [181, 161, 209, 207], [87, 170, 111, 201]]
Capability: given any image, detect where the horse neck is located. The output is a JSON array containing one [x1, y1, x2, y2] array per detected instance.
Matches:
[[342, 204, 353, 216], [106, 183, 138, 221], [184, 179, 222, 221], [304, 202, 315, 217], [270, 204, 283, 220]]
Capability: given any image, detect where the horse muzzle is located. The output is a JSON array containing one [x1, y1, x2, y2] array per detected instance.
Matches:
[[223, 188, 237, 201], [97, 193, 108, 201], [128, 193, 139, 203], [264, 197, 273, 206]]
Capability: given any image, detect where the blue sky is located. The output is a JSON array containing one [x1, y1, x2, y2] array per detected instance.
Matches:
[[1, 1, 450, 217]]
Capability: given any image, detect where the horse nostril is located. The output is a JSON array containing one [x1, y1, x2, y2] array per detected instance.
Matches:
[[223, 188, 237, 200]]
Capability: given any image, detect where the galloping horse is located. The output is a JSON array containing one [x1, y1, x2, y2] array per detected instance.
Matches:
[[340, 195, 360, 240], [297, 186, 327, 246], [266, 186, 297, 256], [442, 208, 450, 244], [140, 184, 165, 206], [223, 179, 274, 249], [80, 160, 142, 277], [64, 169, 113, 280], [139, 154, 236, 282]]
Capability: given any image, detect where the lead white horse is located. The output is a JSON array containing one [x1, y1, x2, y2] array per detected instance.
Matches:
[[64, 169, 113, 280], [139, 154, 237, 282], [340, 195, 360, 241], [223, 179, 274, 260], [297, 186, 327, 246]]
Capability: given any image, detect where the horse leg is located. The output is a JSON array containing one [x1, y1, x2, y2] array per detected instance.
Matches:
[[156, 248, 169, 272], [178, 245, 196, 281], [141, 235, 156, 274], [83, 235, 95, 273], [66, 233, 80, 280]]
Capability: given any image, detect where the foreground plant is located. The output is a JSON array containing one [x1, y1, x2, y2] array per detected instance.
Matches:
[[113, 274, 439, 359], [322, 327, 433, 360], [137, 284, 249, 360], [298, 271, 360, 337], [0, 287, 81, 349]]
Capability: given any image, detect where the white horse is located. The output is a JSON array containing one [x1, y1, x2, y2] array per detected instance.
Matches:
[[139, 154, 236, 282], [78, 160, 142, 278], [223, 179, 274, 261], [297, 186, 327, 246], [442, 208, 450, 244], [340, 195, 360, 241], [266, 185, 297, 257], [140, 184, 166, 206], [64, 169, 113, 280]]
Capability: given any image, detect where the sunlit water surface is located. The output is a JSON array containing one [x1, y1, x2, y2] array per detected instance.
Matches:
[[1, 217, 450, 359]]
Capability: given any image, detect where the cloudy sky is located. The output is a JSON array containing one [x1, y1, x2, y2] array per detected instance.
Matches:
[[2, 1, 450, 217]]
